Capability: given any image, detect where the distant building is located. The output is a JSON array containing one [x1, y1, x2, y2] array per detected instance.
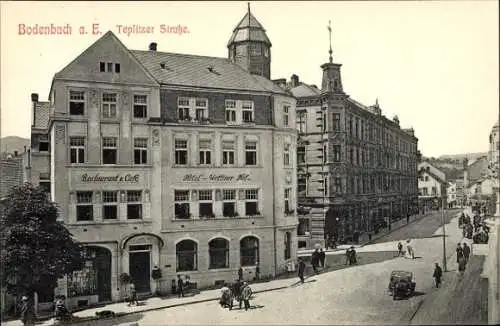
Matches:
[[489, 121, 499, 169], [447, 181, 457, 208], [418, 161, 447, 212], [0, 153, 24, 199], [466, 156, 489, 184]]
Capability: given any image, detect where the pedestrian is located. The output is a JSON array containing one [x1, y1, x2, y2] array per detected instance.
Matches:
[[20, 296, 35, 326], [433, 262, 443, 288], [406, 214, 410, 224], [462, 243, 471, 264], [458, 257, 466, 278], [456, 243, 464, 263], [241, 282, 252, 311], [311, 249, 319, 273], [232, 280, 242, 308], [54, 297, 71, 324], [319, 248, 326, 268], [177, 274, 184, 298], [350, 246, 357, 264], [298, 258, 306, 284], [171, 279, 177, 295], [345, 248, 351, 265], [397, 242, 403, 257], [128, 282, 138, 306], [238, 266, 243, 281], [255, 262, 260, 280]]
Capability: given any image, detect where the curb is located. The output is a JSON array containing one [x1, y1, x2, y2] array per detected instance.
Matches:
[[71, 285, 290, 325], [401, 297, 425, 323]]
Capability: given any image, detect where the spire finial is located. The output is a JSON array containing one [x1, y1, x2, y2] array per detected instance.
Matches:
[[248, 2, 251, 14], [376, 97, 379, 106], [328, 20, 333, 63]]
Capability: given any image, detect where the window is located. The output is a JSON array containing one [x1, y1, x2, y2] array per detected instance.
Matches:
[[115, 63, 120, 73], [222, 189, 237, 217], [102, 93, 117, 118], [324, 177, 328, 196], [298, 177, 307, 194], [178, 97, 190, 120], [225, 100, 236, 123], [283, 105, 290, 126], [242, 101, 254, 123], [424, 176, 429, 181], [323, 145, 327, 163], [39, 176, 50, 195], [240, 236, 259, 266], [284, 232, 291, 260], [133, 138, 148, 164], [102, 191, 118, 219], [297, 146, 305, 164], [332, 145, 341, 162], [244, 189, 259, 216], [76, 191, 93, 221], [245, 141, 257, 166], [297, 112, 306, 133], [250, 43, 262, 56], [284, 144, 291, 166], [100, 62, 105, 72], [195, 98, 208, 120], [431, 187, 437, 196], [355, 118, 359, 138], [126, 190, 142, 219], [107, 62, 113, 73], [322, 112, 327, 131], [222, 141, 235, 165], [284, 188, 292, 213], [69, 91, 85, 115], [175, 139, 188, 165], [102, 137, 118, 164], [334, 177, 342, 194], [70, 137, 85, 163], [332, 113, 341, 131], [199, 139, 212, 165], [209, 238, 229, 269], [133, 95, 147, 118], [198, 190, 214, 218], [423, 188, 428, 196], [38, 135, 49, 152], [176, 240, 197, 271], [174, 190, 190, 219]]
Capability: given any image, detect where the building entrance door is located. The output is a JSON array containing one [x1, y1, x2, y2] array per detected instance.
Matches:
[[129, 246, 151, 294]]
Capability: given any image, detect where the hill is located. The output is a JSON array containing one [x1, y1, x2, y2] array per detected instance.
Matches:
[[1, 136, 30, 154], [438, 152, 488, 161]]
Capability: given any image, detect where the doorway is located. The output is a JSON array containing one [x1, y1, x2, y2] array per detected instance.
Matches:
[[129, 245, 151, 293]]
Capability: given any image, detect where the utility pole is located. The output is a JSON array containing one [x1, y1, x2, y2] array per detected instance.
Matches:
[[441, 194, 447, 272]]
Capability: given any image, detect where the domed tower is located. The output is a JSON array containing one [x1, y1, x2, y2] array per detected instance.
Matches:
[[227, 3, 272, 79]]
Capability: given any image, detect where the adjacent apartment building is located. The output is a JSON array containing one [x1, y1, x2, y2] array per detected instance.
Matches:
[[31, 8, 298, 307], [489, 121, 499, 169], [274, 50, 419, 248], [418, 161, 447, 212]]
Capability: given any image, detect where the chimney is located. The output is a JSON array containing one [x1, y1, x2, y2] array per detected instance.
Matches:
[[291, 74, 299, 87], [149, 42, 157, 51], [31, 93, 39, 127]]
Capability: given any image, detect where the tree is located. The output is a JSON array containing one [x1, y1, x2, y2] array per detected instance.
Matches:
[[0, 183, 84, 297]]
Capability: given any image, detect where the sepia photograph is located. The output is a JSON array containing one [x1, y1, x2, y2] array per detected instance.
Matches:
[[0, 1, 499, 325]]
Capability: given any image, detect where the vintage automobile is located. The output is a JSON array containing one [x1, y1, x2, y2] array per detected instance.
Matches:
[[388, 270, 416, 300]]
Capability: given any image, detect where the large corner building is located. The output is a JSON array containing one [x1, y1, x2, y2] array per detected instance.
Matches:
[[30, 8, 298, 307]]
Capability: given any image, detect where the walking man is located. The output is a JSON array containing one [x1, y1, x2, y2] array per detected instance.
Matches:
[[397, 242, 403, 257], [458, 257, 467, 278], [462, 242, 471, 264], [345, 247, 351, 265], [238, 266, 243, 281], [177, 274, 184, 298], [241, 282, 252, 311], [319, 248, 326, 268], [311, 249, 319, 273], [456, 243, 464, 263], [433, 262, 443, 288], [298, 258, 306, 284], [20, 296, 35, 326]]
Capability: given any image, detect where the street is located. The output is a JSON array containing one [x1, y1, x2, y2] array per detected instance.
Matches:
[[72, 209, 464, 326]]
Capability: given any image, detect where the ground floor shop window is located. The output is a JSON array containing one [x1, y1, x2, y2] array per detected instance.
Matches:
[[209, 238, 229, 269], [176, 240, 197, 271], [240, 236, 259, 266], [67, 250, 98, 297]]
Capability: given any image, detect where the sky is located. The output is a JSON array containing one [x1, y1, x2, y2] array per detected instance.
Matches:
[[1, 1, 498, 157]]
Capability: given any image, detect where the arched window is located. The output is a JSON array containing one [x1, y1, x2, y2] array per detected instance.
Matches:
[[240, 236, 259, 266], [209, 238, 229, 269], [176, 240, 197, 272]]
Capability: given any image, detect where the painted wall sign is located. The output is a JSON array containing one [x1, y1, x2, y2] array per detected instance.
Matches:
[[182, 173, 251, 182], [81, 173, 140, 183]]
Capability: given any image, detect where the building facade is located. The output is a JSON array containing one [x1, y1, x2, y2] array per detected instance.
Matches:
[[33, 8, 298, 308], [447, 181, 457, 207], [418, 161, 447, 212], [275, 51, 419, 248], [489, 121, 499, 169]]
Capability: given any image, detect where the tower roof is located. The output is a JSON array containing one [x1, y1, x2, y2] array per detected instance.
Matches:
[[227, 7, 271, 47]]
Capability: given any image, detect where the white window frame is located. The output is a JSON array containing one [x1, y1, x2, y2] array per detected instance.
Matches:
[[102, 137, 118, 165], [102, 92, 117, 118], [284, 188, 292, 214], [133, 138, 148, 164], [133, 95, 148, 119], [174, 139, 188, 165], [199, 139, 212, 165], [222, 140, 236, 166], [242, 101, 254, 123], [177, 97, 191, 120], [69, 90, 85, 116], [225, 100, 237, 123], [244, 141, 258, 166], [174, 190, 191, 219], [76, 191, 93, 221], [102, 191, 118, 220], [244, 189, 259, 216], [283, 105, 290, 127], [126, 190, 142, 220], [195, 98, 208, 121], [297, 112, 306, 133], [222, 189, 237, 217], [70, 137, 85, 164], [284, 144, 291, 166], [198, 190, 214, 218]]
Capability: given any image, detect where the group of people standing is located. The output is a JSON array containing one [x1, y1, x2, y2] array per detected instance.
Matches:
[[456, 242, 471, 277], [311, 248, 326, 273], [219, 278, 253, 311]]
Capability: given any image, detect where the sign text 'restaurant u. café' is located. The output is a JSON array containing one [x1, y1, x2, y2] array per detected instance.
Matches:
[[182, 173, 251, 182], [81, 173, 140, 183]]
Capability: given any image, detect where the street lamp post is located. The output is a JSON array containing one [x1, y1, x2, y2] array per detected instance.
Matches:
[[441, 193, 448, 272]]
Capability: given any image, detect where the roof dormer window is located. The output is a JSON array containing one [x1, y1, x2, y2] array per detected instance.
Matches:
[[99, 61, 121, 73]]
